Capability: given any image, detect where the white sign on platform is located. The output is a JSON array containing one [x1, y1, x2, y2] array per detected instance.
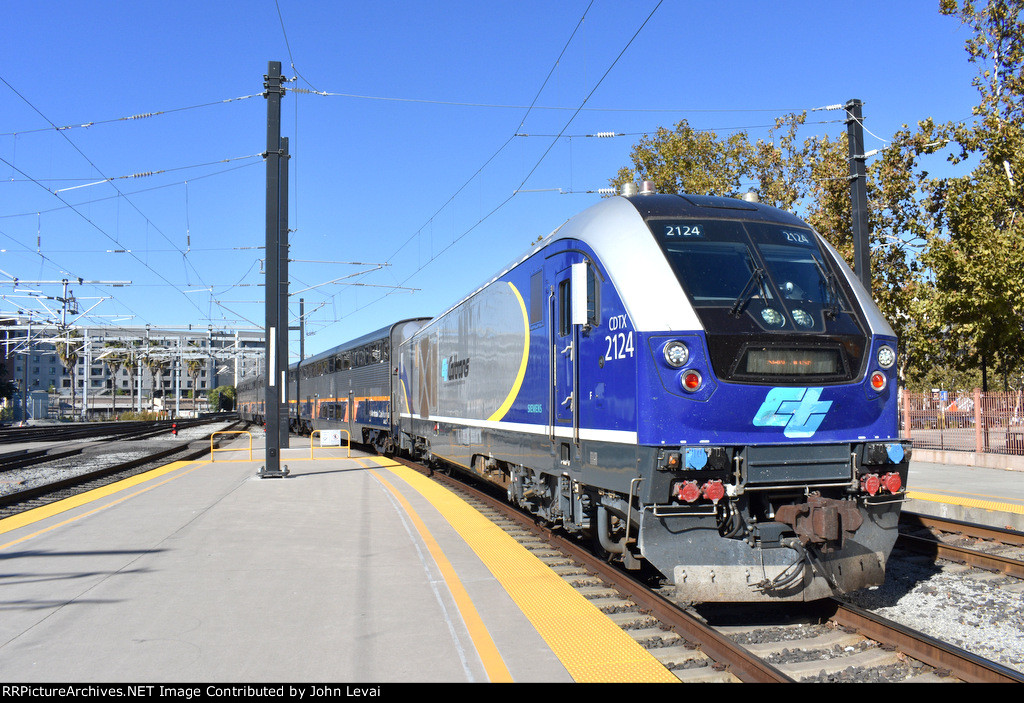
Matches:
[[319, 430, 342, 446]]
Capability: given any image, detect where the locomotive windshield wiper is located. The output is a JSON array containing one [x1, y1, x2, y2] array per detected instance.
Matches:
[[811, 256, 841, 319], [730, 266, 767, 316]]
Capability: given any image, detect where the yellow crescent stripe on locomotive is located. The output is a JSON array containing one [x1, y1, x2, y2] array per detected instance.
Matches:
[[399, 378, 411, 416], [487, 281, 530, 422]]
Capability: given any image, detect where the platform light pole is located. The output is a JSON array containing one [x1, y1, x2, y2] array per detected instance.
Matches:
[[260, 60, 289, 479]]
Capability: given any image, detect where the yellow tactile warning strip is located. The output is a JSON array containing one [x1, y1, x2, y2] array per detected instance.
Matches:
[[907, 490, 1024, 515], [0, 460, 209, 550], [368, 457, 679, 683], [371, 468, 513, 683]]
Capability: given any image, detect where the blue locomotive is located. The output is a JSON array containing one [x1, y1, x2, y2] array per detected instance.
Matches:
[[240, 187, 910, 602]]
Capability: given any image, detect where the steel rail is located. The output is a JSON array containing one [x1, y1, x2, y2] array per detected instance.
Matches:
[[898, 533, 1024, 579], [398, 457, 793, 683], [395, 458, 1024, 683], [541, 524, 794, 683], [0, 419, 244, 510], [826, 600, 1024, 684], [902, 512, 1024, 546], [899, 513, 1024, 579]]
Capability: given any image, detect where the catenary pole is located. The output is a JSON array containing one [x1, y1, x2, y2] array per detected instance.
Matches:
[[260, 61, 288, 478], [845, 99, 871, 290], [279, 137, 290, 449]]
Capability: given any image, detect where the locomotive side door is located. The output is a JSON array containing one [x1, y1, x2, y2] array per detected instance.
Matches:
[[553, 263, 583, 450]]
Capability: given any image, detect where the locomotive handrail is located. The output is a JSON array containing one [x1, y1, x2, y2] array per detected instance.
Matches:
[[625, 476, 641, 545], [210, 431, 253, 462], [863, 495, 910, 506], [311, 429, 351, 459], [742, 479, 856, 491]]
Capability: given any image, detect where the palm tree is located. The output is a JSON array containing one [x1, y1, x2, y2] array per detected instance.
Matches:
[[144, 341, 168, 411], [56, 330, 82, 418], [123, 340, 140, 412], [186, 342, 205, 405], [102, 341, 125, 416]]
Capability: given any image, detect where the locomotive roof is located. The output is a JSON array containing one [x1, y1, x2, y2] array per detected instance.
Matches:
[[420, 192, 892, 337], [621, 192, 809, 224]]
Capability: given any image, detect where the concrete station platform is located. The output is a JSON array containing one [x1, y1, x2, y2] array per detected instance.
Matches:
[[905, 457, 1024, 531], [0, 439, 679, 684], [1, 434, 1022, 684]]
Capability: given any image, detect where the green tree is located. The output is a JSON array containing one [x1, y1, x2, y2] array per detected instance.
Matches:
[[921, 0, 1024, 390], [0, 363, 17, 401], [606, 1, 1024, 391], [609, 115, 929, 383], [208, 385, 236, 412], [609, 119, 755, 197], [123, 341, 140, 411]]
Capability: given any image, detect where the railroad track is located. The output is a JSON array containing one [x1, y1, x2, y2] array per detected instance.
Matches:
[[0, 418, 245, 518], [0, 416, 231, 444], [0, 445, 84, 472], [397, 457, 1024, 683], [898, 513, 1024, 581]]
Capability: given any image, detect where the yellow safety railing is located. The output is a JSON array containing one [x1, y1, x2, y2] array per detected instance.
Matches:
[[311, 429, 351, 459], [211, 431, 253, 462]]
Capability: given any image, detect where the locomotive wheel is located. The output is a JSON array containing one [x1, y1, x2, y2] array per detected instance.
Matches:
[[376, 435, 394, 457]]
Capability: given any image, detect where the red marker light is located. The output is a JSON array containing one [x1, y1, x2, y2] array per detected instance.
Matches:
[[870, 371, 887, 391], [681, 370, 702, 392]]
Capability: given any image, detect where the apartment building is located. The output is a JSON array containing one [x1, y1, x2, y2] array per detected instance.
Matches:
[[0, 325, 264, 416]]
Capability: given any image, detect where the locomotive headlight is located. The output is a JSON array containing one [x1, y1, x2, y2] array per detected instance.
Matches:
[[761, 308, 784, 326], [792, 309, 813, 328], [663, 341, 688, 368], [877, 345, 896, 369]]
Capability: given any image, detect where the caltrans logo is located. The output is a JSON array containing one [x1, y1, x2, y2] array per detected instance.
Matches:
[[753, 387, 832, 438]]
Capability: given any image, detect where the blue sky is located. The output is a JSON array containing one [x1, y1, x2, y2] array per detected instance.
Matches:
[[0, 1, 979, 360]]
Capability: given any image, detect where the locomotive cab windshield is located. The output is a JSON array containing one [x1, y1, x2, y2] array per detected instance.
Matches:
[[649, 217, 868, 384]]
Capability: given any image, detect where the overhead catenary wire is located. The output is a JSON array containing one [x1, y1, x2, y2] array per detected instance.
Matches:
[[274, 0, 320, 94], [375, 0, 600, 274], [0, 75, 214, 297], [0, 223, 151, 327], [3, 11, 933, 340], [291, 86, 807, 114], [0, 160, 262, 220], [313, 0, 667, 335], [0, 152, 207, 324], [513, 118, 846, 139], [0, 93, 262, 138], [41, 153, 264, 193]]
